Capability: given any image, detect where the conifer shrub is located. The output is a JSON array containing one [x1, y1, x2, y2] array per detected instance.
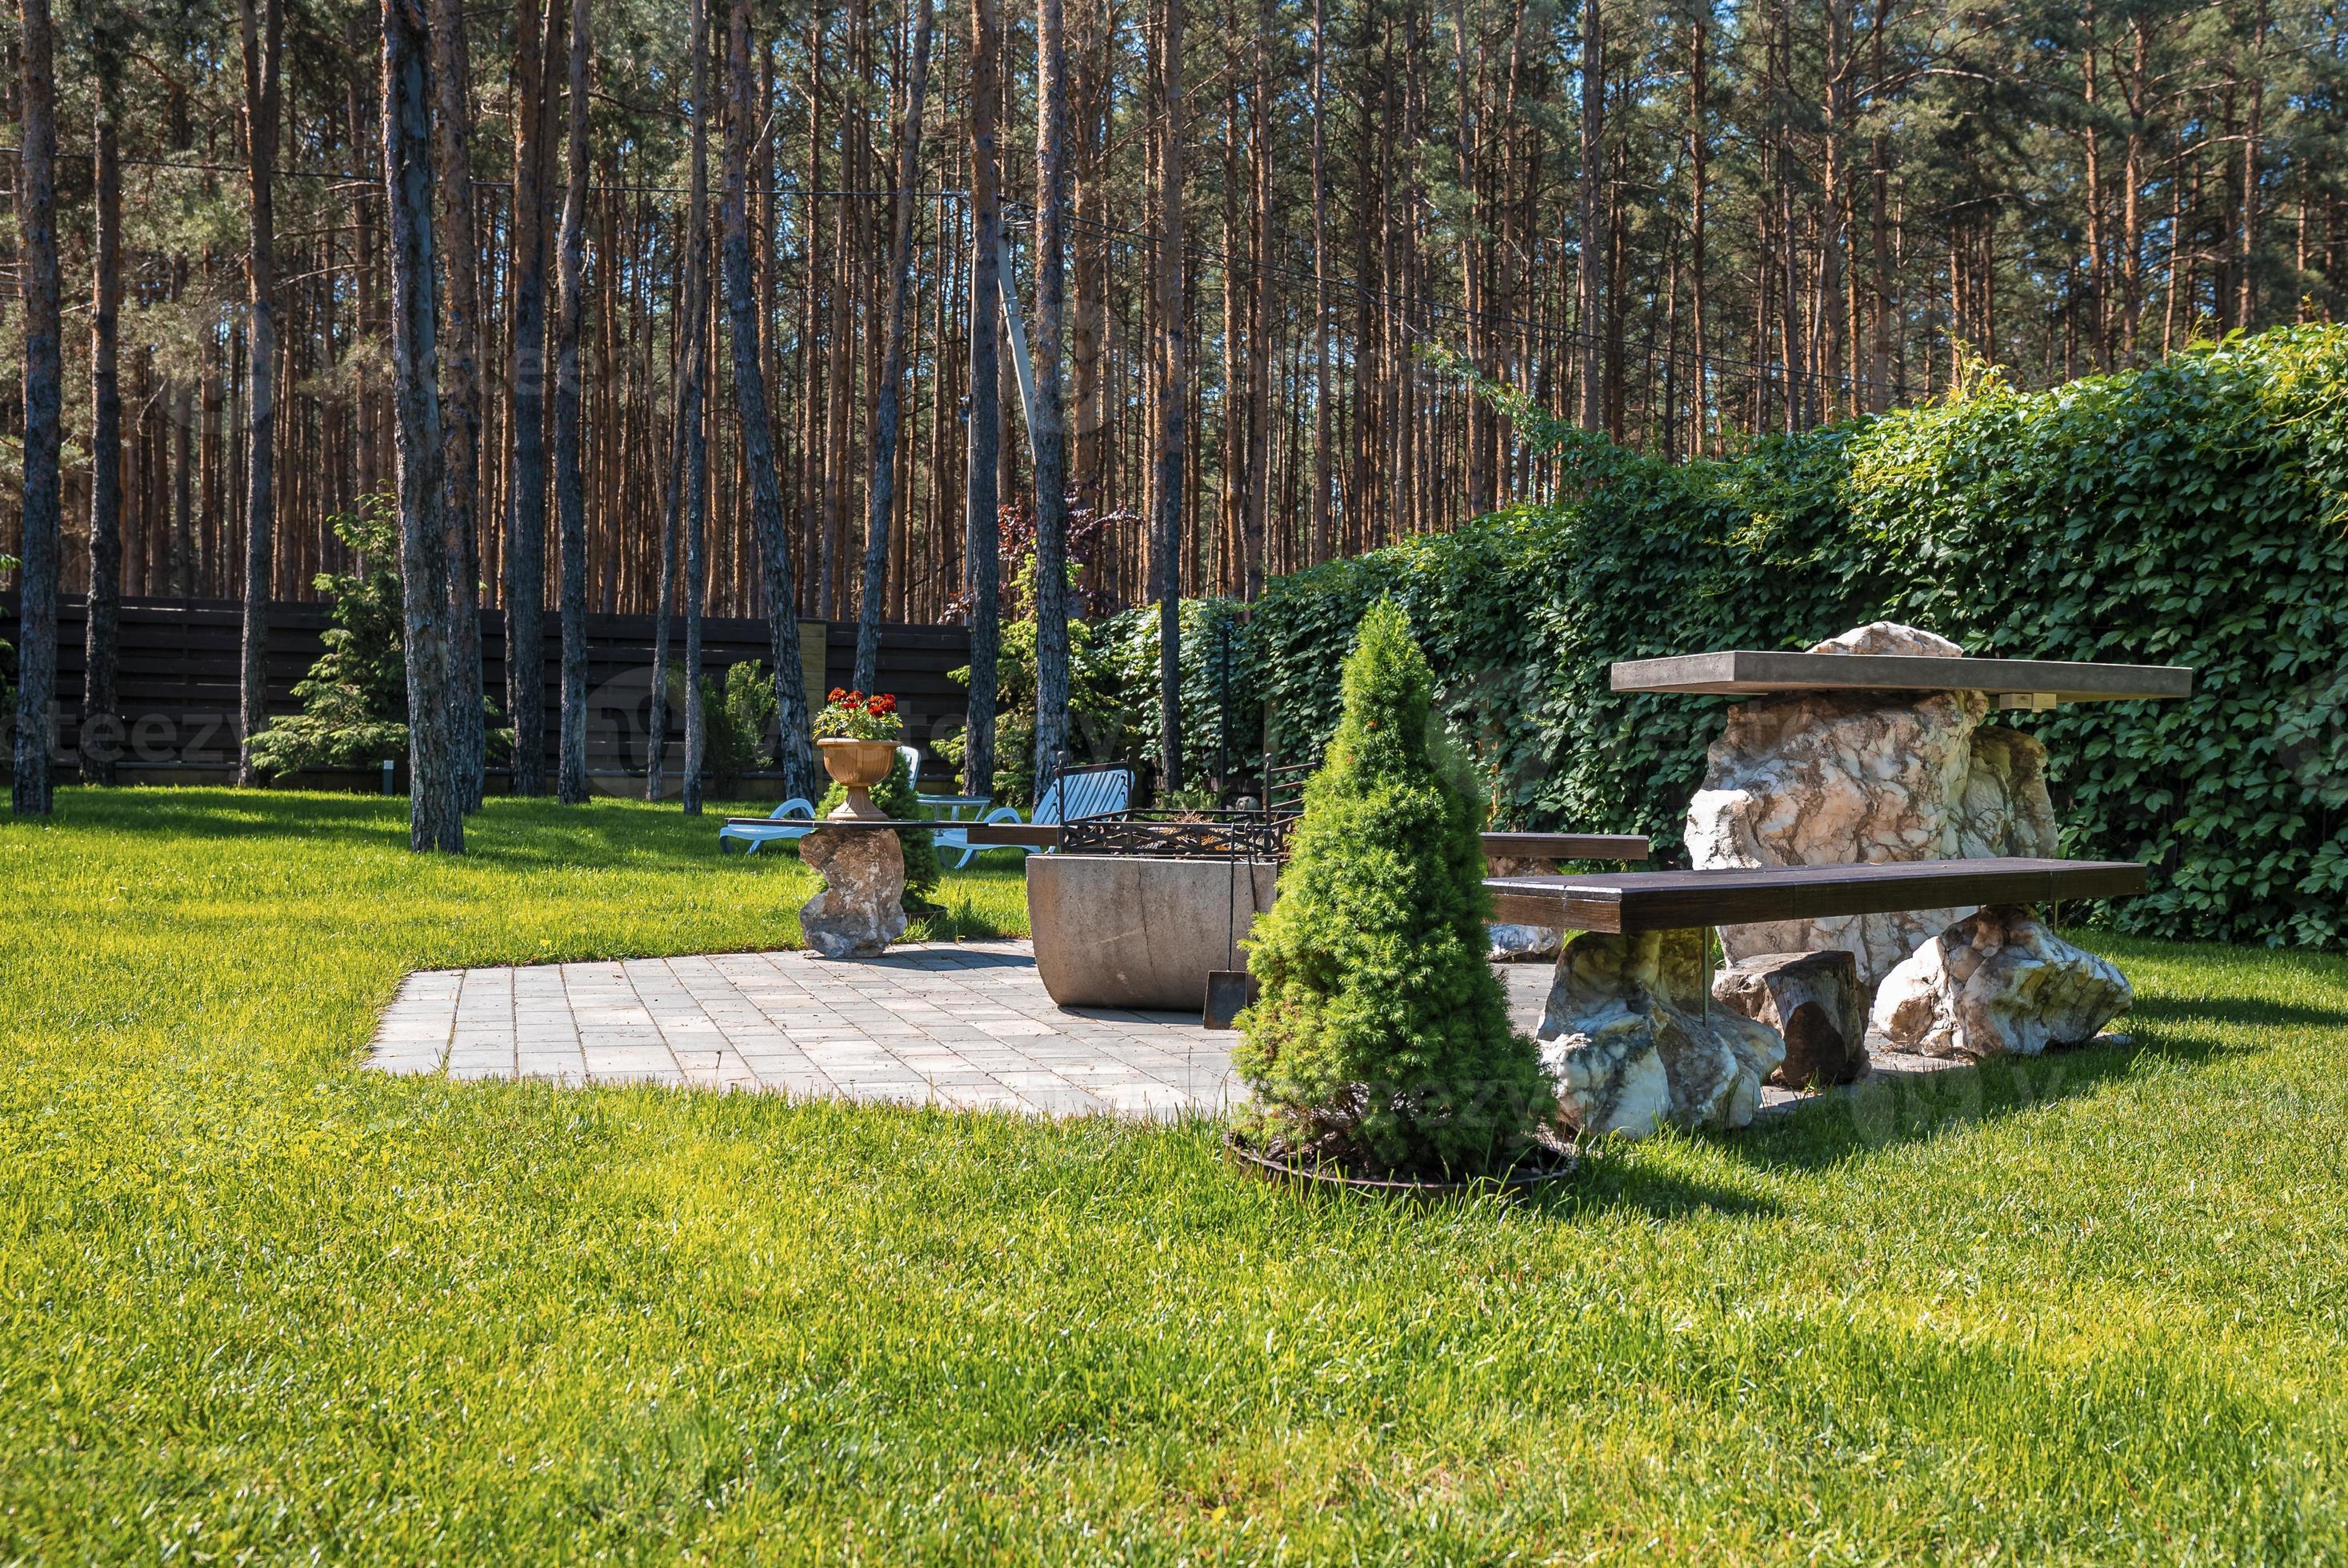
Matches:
[[246, 498, 416, 780], [1231, 598, 1552, 1177], [698, 660, 778, 796]]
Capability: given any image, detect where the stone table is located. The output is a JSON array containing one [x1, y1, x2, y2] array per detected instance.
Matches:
[[1607, 622, 2191, 1062]]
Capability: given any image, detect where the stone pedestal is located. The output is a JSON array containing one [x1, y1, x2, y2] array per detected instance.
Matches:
[[1712, 950, 1868, 1088], [1683, 622, 2059, 988], [1870, 904, 2132, 1058], [1536, 928, 1785, 1139], [799, 826, 909, 959]]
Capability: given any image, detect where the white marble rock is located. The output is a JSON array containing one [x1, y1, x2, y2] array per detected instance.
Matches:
[[1484, 852, 1562, 962], [1488, 923, 1562, 962], [1537, 928, 1785, 1139], [1713, 948, 1869, 1088], [1683, 621, 2060, 987], [1870, 903, 2133, 1058], [798, 828, 910, 959]]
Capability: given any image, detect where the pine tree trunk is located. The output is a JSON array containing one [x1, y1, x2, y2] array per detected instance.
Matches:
[[650, 0, 712, 806], [384, 0, 462, 850], [962, 0, 1003, 798], [12, 0, 62, 816], [1152, 0, 1186, 790], [853, 0, 937, 693], [722, 0, 818, 802], [1242, 0, 1272, 601], [1689, 15, 1712, 445], [84, 87, 123, 786], [1031, 0, 1073, 781], [1310, 0, 1332, 564], [686, 118, 709, 817], [506, 0, 559, 795], [554, 0, 591, 804], [430, 0, 486, 810], [1575, 0, 1602, 430], [235, 0, 282, 787]]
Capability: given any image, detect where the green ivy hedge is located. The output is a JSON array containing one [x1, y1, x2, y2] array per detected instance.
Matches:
[[1228, 326, 2348, 950]]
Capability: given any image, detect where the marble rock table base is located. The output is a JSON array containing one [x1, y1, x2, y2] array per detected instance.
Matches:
[[1537, 928, 1786, 1138], [798, 825, 908, 959], [1713, 948, 1869, 1088], [1870, 904, 2132, 1059], [1683, 622, 2061, 987]]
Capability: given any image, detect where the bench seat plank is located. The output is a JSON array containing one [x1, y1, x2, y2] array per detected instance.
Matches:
[[1486, 856, 2148, 934], [964, 824, 1653, 858]]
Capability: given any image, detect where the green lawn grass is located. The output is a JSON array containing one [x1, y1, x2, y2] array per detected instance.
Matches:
[[4, 788, 2345, 1562]]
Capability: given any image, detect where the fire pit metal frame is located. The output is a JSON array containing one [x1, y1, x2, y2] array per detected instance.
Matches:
[[1058, 806, 1297, 863]]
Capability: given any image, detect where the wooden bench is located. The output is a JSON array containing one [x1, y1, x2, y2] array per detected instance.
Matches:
[[1485, 856, 2146, 933], [1495, 857, 2150, 1138], [963, 824, 1654, 860]]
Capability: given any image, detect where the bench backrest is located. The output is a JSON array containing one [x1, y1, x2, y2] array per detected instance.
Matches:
[[1037, 765, 1133, 826]]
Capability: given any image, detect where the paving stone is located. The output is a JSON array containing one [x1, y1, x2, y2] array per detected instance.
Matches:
[[378, 940, 1829, 1125]]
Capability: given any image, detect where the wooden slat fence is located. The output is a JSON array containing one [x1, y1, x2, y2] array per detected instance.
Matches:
[[2, 595, 970, 793]]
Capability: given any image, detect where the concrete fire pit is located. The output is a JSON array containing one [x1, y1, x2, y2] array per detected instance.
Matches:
[[1026, 854, 1279, 1012]]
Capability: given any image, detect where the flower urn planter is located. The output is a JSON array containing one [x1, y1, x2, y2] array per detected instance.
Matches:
[[1026, 854, 1280, 1011], [818, 738, 898, 820]]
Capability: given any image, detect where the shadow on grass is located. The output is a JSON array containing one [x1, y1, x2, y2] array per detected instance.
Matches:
[[48, 788, 801, 874], [1523, 1157, 1784, 1221], [1722, 1023, 2238, 1174], [2137, 994, 2348, 1030]]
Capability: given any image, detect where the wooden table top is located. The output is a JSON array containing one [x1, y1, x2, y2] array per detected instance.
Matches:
[[1610, 650, 2194, 702], [1486, 856, 2149, 934]]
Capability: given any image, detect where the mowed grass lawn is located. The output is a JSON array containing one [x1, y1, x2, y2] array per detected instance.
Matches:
[[3, 790, 2346, 1563]]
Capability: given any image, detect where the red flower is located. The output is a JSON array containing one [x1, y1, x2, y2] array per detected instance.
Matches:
[[869, 694, 897, 716], [827, 687, 847, 705]]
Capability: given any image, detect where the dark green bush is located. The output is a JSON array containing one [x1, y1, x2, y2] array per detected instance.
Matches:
[[1, 550, 17, 717], [247, 497, 414, 780], [701, 660, 778, 798], [1232, 599, 1551, 1176], [1239, 326, 2348, 949], [1087, 598, 1259, 794]]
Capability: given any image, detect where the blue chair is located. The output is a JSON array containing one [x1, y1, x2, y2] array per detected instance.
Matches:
[[717, 797, 818, 854], [932, 766, 1132, 869]]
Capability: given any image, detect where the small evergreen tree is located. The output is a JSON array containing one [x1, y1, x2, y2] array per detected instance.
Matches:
[[250, 496, 506, 783], [246, 498, 413, 779], [699, 659, 778, 796], [1232, 598, 1551, 1176]]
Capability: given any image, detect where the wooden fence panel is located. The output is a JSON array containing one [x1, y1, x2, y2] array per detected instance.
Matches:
[[2, 595, 970, 792]]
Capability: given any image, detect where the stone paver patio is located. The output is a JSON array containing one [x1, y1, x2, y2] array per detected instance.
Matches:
[[370, 941, 1255, 1118], [370, 940, 1972, 1122]]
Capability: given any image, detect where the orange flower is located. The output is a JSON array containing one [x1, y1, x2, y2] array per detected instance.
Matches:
[[827, 687, 847, 705]]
